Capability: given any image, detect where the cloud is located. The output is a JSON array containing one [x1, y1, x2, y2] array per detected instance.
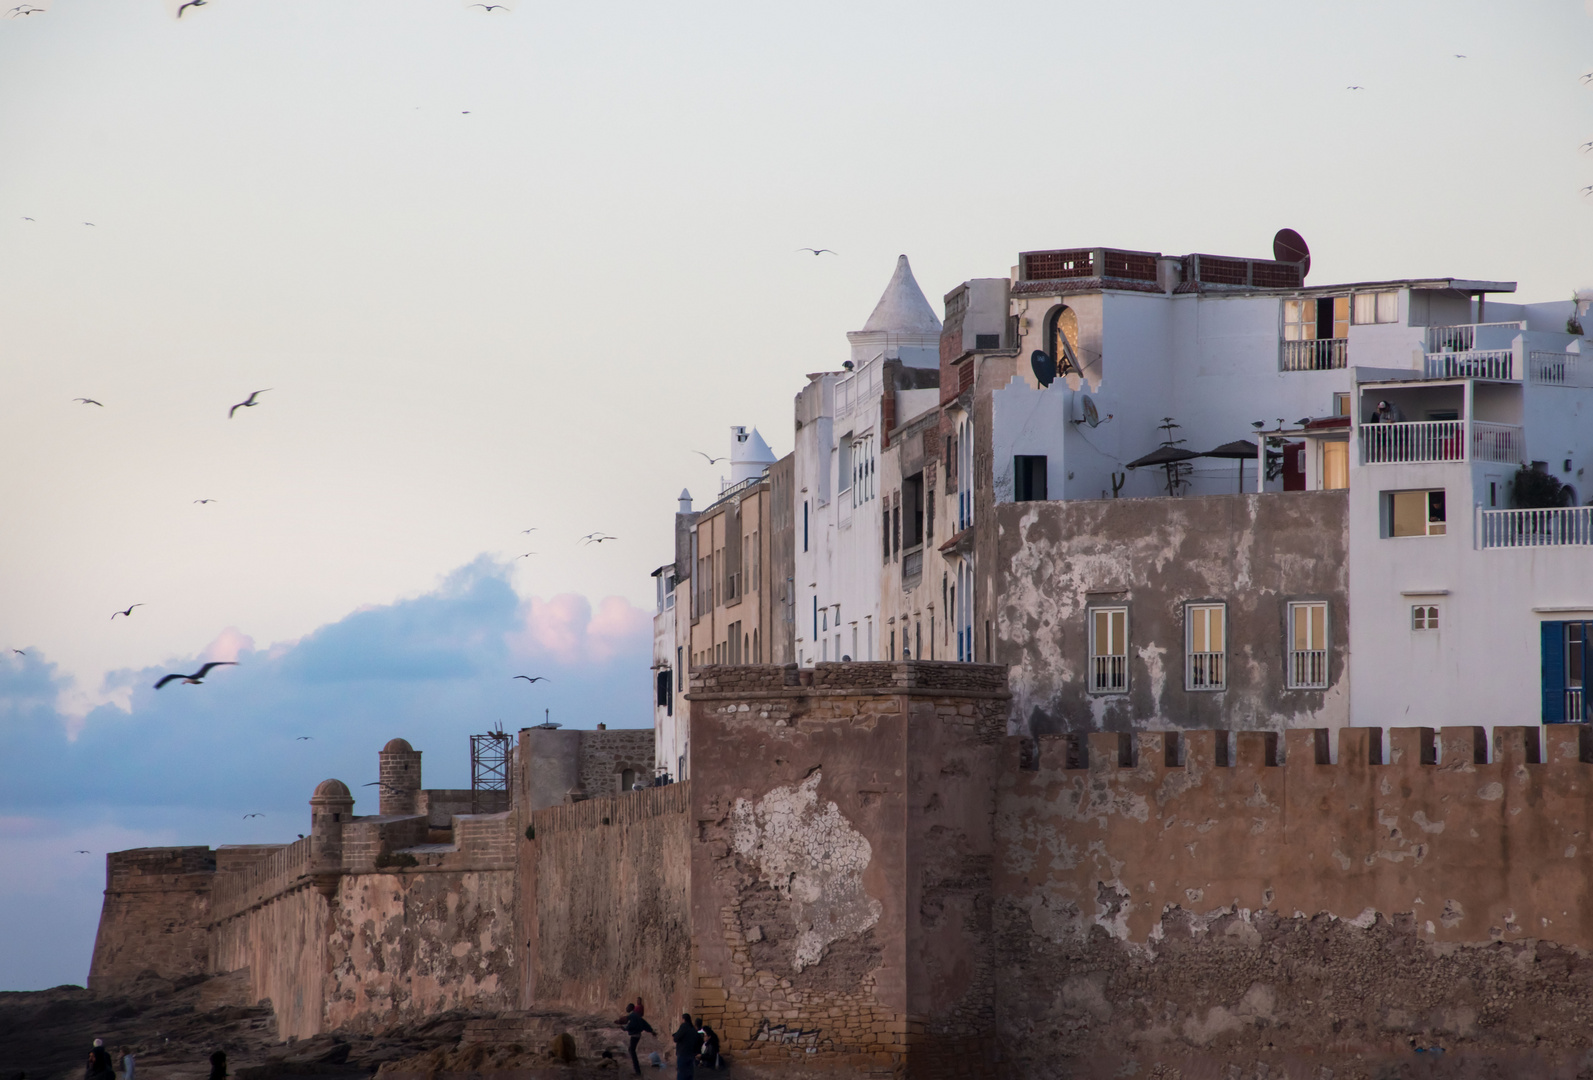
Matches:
[[0, 557, 653, 989]]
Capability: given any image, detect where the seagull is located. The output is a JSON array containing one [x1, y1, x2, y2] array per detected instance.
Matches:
[[797, 248, 837, 256], [579, 532, 616, 545], [22, 216, 35, 221], [295, 736, 313, 740], [1583, 186, 1593, 197], [243, 813, 263, 819], [74, 850, 92, 854], [1295, 418, 1312, 427], [513, 675, 548, 683], [11, 649, 24, 656], [469, 2, 510, 9], [176, 0, 206, 16], [228, 389, 270, 418], [514, 552, 537, 559], [1583, 73, 1593, 85], [1346, 86, 1364, 91], [111, 604, 144, 619], [74, 398, 104, 406], [693, 451, 726, 464], [153, 661, 236, 689], [83, 222, 95, 226], [1250, 421, 1265, 429], [1453, 54, 1467, 59], [7, 5, 47, 17], [520, 527, 538, 534], [194, 498, 217, 504]]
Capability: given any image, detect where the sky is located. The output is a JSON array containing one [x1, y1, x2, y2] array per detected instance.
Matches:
[[1, 0, 1590, 990]]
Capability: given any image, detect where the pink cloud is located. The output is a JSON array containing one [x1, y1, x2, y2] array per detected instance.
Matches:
[[202, 627, 256, 664], [509, 594, 650, 666]]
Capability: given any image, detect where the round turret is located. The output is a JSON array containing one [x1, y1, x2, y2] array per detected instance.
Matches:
[[313, 778, 352, 800], [309, 778, 355, 870], [377, 737, 423, 817]]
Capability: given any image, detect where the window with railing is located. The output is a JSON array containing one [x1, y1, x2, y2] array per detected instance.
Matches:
[[1543, 621, 1590, 723], [1090, 607, 1128, 694], [1185, 603, 1226, 691], [1287, 602, 1328, 689], [1281, 297, 1349, 371], [957, 417, 974, 529]]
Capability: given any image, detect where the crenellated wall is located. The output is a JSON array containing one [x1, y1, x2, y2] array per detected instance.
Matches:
[[992, 723, 1593, 1077]]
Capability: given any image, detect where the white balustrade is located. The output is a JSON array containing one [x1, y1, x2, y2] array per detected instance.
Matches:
[[1280, 338, 1347, 372], [1470, 422, 1524, 465], [1426, 321, 1526, 353], [1360, 420, 1522, 465], [1422, 350, 1514, 380], [1480, 506, 1593, 548], [1529, 351, 1593, 388]]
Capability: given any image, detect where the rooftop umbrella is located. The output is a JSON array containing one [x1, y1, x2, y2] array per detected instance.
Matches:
[[1201, 439, 1260, 494], [1125, 445, 1200, 496]]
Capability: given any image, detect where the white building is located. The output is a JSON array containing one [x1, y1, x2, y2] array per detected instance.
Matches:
[[792, 255, 941, 666]]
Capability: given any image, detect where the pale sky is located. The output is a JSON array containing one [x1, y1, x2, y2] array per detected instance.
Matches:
[[0, 0, 1590, 988]]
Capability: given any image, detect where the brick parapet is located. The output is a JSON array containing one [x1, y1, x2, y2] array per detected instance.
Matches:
[[208, 835, 312, 924], [527, 780, 690, 839], [688, 661, 1011, 700]]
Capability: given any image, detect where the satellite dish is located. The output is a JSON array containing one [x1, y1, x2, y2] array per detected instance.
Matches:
[[1057, 334, 1083, 376], [1082, 397, 1100, 428], [1030, 349, 1057, 388], [1273, 228, 1311, 278]]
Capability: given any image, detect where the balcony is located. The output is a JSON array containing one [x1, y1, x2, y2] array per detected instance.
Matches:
[[1422, 350, 1515, 380], [1480, 506, 1593, 549], [1359, 419, 1523, 465], [1529, 350, 1593, 388], [1280, 338, 1347, 372], [1425, 321, 1526, 353]]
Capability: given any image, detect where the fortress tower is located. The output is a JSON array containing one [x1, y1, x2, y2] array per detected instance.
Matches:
[[308, 778, 353, 878], [378, 737, 422, 816]]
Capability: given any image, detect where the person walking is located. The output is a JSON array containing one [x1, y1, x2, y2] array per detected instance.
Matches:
[[85, 1039, 115, 1080], [118, 1047, 134, 1080], [672, 1014, 702, 1079], [614, 1002, 654, 1076], [207, 1050, 227, 1080]]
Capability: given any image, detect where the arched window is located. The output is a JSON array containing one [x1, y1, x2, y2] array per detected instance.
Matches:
[[1047, 305, 1081, 375]]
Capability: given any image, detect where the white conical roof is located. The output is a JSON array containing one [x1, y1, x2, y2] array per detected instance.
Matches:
[[861, 255, 942, 335], [730, 426, 777, 484]]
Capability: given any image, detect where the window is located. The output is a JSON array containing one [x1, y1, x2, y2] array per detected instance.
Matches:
[[812, 596, 818, 642], [957, 417, 975, 529], [1287, 601, 1328, 689], [1333, 392, 1352, 417], [656, 669, 672, 710], [1014, 455, 1048, 502], [1412, 605, 1439, 631], [851, 436, 875, 506], [892, 500, 901, 558], [975, 332, 1001, 350], [1388, 490, 1446, 537], [1352, 290, 1400, 325], [838, 438, 853, 493], [1090, 607, 1128, 693], [1186, 604, 1226, 691], [926, 485, 935, 542], [902, 473, 924, 547], [1321, 441, 1348, 490], [803, 501, 809, 552], [882, 494, 892, 564], [622, 768, 635, 792], [1543, 621, 1591, 723]]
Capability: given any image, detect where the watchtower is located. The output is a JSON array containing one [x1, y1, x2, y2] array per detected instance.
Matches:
[[378, 737, 422, 816]]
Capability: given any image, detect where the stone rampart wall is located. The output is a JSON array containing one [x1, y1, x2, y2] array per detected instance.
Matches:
[[577, 728, 656, 798], [209, 880, 327, 1041], [520, 782, 691, 1015], [992, 723, 1593, 1077], [88, 846, 216, 992]]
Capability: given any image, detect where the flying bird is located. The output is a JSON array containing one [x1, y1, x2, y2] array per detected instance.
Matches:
[[7, 5, 47, 17], [74, 850, 92, 854], [693, 451, 726, 464], [520, 527, 538, 534], [513, 675, 548, 683], [228, 389, 270, 418], [1583, 73, 1593, 85], [469, 2, 510, 9], [1453, 54, 1467, 59], [194, 498, 218, 504], [797, 248, 837, 256], [1346, 86, 1364, 91], [11, 649, 24, 656], [579, 532, 616, 545], [74, 398, 103, 406], [514, 552, 537, 559], [153, 661, 236, 689], [22, 216, 35, 221], [243, 813, 263, 819], [176, 0, 206, 16], [111, 604, 144, 619], [83, 222, 95, 226], [1583, 186, 1593, 196], [295, 736, 313, 740], [1582, 141, 1593, 153]]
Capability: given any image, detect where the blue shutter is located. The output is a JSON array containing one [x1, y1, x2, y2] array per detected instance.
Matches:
[[1542, 621, 1566, 724], [1580, 623, 1593, 723]]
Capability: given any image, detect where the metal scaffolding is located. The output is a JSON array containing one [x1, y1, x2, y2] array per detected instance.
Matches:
[[470, 731, 513, 815]]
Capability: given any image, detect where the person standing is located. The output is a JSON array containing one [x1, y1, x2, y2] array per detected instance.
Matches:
[[614, 1002, 654, 1076], [207, 1050, 227, 1080], [696, 1021, 721, 1070], [118, 1047, 134, 1080], [672, 1014, 702, 1079], [85, 1039, 115, 1080]]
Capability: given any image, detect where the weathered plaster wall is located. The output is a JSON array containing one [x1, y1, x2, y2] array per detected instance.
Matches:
[[325, 868, 516, 1032], [993, 723, 1593, 1077], [993, 491, 1348, 737], [520, 783, 691, 1015], [687, 662, 1008, 1078], [89, 846, 215, 992]]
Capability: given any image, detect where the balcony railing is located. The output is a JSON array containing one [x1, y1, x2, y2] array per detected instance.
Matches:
[[1289, 650, 1327, 690], [1360, 420, 1523, 465], [1480, 506, 1593, 548], [1529, 350, 1593, 388], [1187, 652, 1225, 691], [1091, 654, 1127, 693], [1422, 349, 1514, 380], [1280, 338, 1347, 372], [1426, 321, 1526, 353]]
